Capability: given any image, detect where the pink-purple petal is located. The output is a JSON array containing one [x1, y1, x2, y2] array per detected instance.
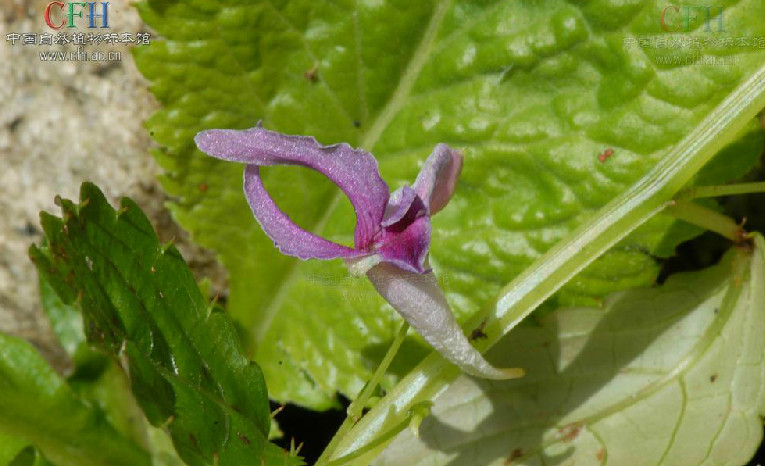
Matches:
[[377, 215, 431, 274], [244, 165, 366, 260], [195, 127, 389, 249], [413, 143, 463, 215], [382, 186, 419, 227]]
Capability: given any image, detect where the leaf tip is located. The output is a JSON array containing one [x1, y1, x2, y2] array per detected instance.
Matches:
[[161, 237, 176, 253], [494, 367, 526, 380]]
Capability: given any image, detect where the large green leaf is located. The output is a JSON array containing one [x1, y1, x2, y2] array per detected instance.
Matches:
[[0, 332, 150, 466], [30, 183, 300, 466], [133, 0, 765, 407], [376, 234, 765, 466]]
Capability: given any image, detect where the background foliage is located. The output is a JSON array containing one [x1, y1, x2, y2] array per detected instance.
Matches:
[[1, 1, 764, 465], [134, 0, 765, 409]]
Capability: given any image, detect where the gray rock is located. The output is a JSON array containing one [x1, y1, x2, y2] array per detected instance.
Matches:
[[0, 0, 226, 373]]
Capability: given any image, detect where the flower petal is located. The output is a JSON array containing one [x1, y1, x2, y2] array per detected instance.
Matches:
[[195, 126, 389, 249], [382, 186, 418, 227], [377, 186, 431, 273], [412, 144, 463, 215], [366, 263, 523, 380], [378, 213, 431, 274], [244, 165, 365, 260]]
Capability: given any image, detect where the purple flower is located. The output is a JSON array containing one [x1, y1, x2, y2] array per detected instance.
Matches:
[[195, 125, 521, 380]]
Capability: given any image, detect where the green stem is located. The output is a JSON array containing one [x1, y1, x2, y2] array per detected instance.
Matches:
[[666, 200, 743, 241], [325, 62, 765, 466], [315, 322, 409, 466], [677, 181, 765, 200], [321, 407, 417, 466]]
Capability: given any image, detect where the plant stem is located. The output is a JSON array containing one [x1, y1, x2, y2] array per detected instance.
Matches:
[[321, 405, 421, 466], [315, 322, 410, 466], [324, 62, 765, 466], [677, 181, 765, 200], [666, 201, 743, 241]]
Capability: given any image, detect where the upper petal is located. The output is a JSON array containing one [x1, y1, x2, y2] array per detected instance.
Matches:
[[381, 185, 420, 227], [195, 126, 390, 249], [412, 144, 463, 215]]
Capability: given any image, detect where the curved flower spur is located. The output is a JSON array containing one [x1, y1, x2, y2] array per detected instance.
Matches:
[[195, 126, 522, 380]]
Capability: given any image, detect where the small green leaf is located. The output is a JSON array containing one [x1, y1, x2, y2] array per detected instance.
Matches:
[[0, 332, 150, 466], [134, 0, 765, 408], [31, 183, 301, 466], [0, 434, 28, 466], [4, 445, 53, 466], [694, 119, 765, 186], [147, 425, 188, 466], [376, 235, 765, 466], [39, 274, 84, 358], [38, 273, 109, 378]]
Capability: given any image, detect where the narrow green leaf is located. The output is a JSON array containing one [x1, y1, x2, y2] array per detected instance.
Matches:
[[30, 183, 300, 466], [0, 332, 150, 466], [376, 235, 765, 466], [134, 0, 765, 407]]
